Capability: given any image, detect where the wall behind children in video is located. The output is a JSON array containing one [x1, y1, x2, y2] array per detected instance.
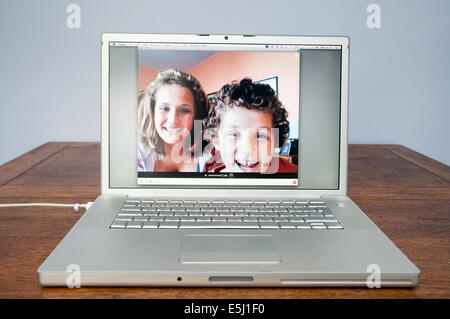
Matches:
[[138, 50, 300, 139]]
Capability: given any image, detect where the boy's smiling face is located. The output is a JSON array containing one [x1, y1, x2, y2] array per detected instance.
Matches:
[[214, 107, 275, 173]]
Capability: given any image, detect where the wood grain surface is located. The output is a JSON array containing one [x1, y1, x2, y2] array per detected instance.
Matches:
[[0, 143, 448, 298]]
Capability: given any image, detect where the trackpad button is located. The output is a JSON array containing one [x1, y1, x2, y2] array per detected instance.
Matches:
[[179, 235, 281, 264]]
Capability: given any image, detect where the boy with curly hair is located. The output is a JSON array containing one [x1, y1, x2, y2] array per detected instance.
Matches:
[[203, 78, 297, 174]]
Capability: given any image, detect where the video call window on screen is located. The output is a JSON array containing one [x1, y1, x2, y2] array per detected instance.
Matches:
[[136, 47, 300, 186]]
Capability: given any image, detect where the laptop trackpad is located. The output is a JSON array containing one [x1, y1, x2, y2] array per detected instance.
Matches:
[[179, 235, 281, 264]]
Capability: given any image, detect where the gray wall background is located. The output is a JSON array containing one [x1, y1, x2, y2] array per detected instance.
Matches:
[[1, 0, 449, 166]]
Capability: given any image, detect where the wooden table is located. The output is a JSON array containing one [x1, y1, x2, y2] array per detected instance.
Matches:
[[0, 143, 448, 298]]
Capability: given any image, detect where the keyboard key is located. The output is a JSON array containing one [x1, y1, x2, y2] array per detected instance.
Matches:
[[310, 222, 325, 226], [327, 225, 344, 230], [159, 222, 178, 229], [278, 222, 296, 229], [126, 221, 143, 229], [122, 204, 138, 208], [234, 213, 248, 217], [260, 222, 279, 229], [159, 212, 174, 217], [308, 212, 324, 217], [248, 212, 261, 217], [189, 212, 203, 217], [293, 213, 309, 218], [318, 208, 333, 214], [143, 212, 158, 217], [222, 204, 236, 208], [179, 222, 259, 229], [251, 203, 266, 208], [120, 208, 142, 212], [173, 212, 189, 217], [110, 220, 128, 228], [143, 221, 159, 229], [159, 221, 179, 229], [325, 222, 344, 229], [305, 218, 338, 223], [264, 212, 279, 217], [218, 212, 233, 217], [118, 212, 142, 217], [125, 199, 140, 204], [296, 225, 311, 229], [204, 212, 219, 216], [289, 218, 305, 223]]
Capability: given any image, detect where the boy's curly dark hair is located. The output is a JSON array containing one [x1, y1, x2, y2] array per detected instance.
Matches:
[[203, 78, 289, 147]]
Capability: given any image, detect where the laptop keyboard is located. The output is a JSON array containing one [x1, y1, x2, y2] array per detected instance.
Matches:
[[110, 199, 343, 230]]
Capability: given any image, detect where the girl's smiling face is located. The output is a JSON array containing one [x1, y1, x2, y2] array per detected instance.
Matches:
[[214, 107, 275, 173], [154, 84, 195, 145]]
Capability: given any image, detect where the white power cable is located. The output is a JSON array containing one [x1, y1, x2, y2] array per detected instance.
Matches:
[[0, 202, 94, 212]]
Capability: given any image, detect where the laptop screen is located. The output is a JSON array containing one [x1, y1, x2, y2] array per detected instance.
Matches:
[[136, 44, 300, 186], [108, 39, 342, 189]]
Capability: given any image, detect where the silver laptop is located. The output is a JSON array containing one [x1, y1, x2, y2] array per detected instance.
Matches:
[[38, 33, 420, 287]]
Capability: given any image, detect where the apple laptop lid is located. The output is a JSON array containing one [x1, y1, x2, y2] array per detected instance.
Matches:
[[101, 33, 349, 198]]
